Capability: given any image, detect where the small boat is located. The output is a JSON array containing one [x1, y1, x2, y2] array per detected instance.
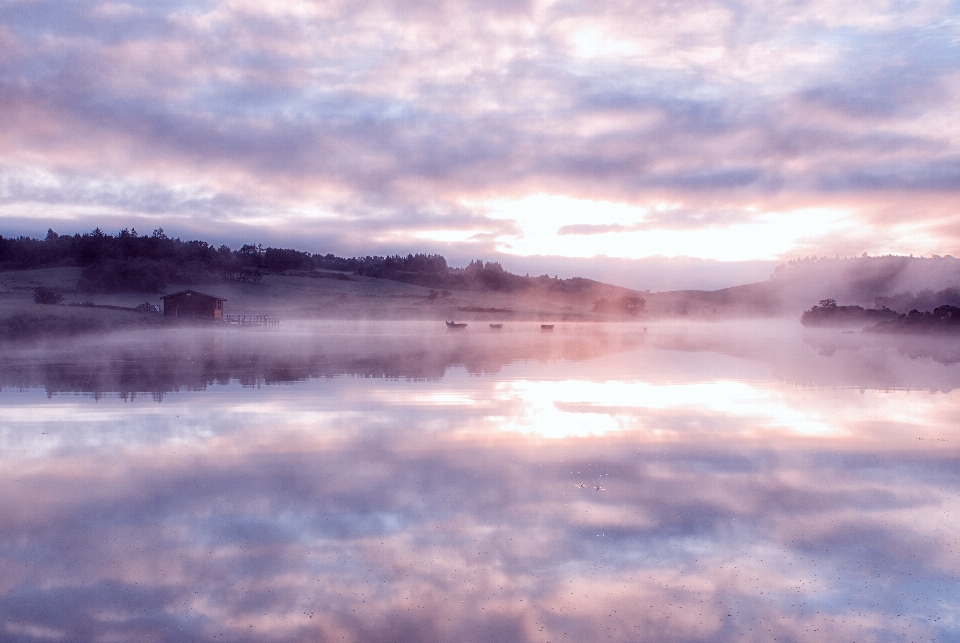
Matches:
[[446, 321, 467, 329], [489, 323, 503, 330], [541, 324, 554, 331]]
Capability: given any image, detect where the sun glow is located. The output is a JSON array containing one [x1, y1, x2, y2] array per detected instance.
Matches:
[[489, 379, 838, 439], [472, 194, 857, 262]]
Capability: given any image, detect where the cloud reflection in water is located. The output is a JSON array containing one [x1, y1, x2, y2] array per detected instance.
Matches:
[[1, 322, 960, 642]]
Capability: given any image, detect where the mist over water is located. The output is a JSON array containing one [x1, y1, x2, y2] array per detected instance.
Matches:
[[3, 321, 960, 642]]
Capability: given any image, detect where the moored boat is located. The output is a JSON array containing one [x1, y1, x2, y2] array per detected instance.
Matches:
[[489, 323, 503, 330], [541, 324, 554, 331], [446, 321, 468, 329]]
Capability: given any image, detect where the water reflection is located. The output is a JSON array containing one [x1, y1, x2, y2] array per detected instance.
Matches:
[[2, 321, 960, 642], [0, 321, 644, 397]]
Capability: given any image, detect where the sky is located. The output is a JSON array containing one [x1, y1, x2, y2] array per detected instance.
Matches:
[[1, 0, 959, 289]]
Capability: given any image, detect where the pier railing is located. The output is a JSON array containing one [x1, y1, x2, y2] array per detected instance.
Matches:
[[222, 313, 280, 327]]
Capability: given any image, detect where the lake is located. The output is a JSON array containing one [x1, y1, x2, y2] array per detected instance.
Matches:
[[2, 320, 960, 642]]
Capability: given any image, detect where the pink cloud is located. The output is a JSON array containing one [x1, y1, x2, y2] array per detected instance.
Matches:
[[0, 0, 957, 260]]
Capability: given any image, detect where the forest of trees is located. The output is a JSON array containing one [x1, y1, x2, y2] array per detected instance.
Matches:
[[0, 227, 580, 295], [800, 298, 960, 333], [874, 287, 960, 312], [800, 299, 900, 327], [868, 305, 960, 333]]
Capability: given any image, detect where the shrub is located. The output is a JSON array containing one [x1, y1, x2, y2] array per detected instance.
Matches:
[[34, 287, 64, 305]]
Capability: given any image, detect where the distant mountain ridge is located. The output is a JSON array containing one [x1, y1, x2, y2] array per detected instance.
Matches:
[[642, 255, 960, 317]]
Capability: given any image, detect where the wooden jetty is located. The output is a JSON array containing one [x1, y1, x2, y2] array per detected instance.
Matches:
[[223, 313, 280, 327]]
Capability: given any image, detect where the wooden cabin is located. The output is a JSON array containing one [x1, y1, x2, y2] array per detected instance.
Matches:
[[161, 290, 226, 319]]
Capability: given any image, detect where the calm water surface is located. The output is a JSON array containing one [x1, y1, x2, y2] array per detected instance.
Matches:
[[2, 320, 960, 642]]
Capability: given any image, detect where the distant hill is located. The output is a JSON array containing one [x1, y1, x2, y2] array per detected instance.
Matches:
[[767, 255, 960, 312], [643, 255, 960, 318], [7, 230, 960, 321], [0, 227, 638, 301]]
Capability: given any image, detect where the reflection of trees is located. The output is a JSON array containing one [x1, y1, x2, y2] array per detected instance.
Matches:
[[0, 329, 643, 397], [14, 322, 960, 397]]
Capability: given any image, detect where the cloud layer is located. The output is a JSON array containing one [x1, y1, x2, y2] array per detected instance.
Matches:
[[0, 0, 959, 264]]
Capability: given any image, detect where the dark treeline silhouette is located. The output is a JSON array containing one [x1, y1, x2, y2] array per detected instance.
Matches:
[[0, 227, 624, 298], [869, 305, 960, 334], [0, 227, 451, 292], [0, 227, 240, 292], [874, 287, 960, 313], [800, 299, 900, 327], [802, 298, 960, 334]]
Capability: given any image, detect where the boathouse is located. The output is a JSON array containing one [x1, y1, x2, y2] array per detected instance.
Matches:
[[161, 290, 226, 319]]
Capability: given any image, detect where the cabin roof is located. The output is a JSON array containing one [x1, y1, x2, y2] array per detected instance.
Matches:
[[161, 289, 227, 301]]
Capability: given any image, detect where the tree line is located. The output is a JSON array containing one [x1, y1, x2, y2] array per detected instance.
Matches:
[[0, 227, 456, 293], [800, 297, 960, 334], [0, 227, 574, 295]]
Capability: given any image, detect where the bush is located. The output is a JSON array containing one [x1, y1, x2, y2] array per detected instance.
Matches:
[[34, 287, 64, 305]]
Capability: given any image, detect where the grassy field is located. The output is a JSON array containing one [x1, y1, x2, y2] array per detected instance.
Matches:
[[0, 266, 651, 340]]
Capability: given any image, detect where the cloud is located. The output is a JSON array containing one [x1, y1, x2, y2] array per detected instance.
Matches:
[[557, 207, 763, 235], [558, 223, 630, 235], [0, 0, 959, 262]]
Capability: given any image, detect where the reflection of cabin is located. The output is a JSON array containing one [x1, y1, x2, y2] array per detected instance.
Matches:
[[161, 290, 226, 319]]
